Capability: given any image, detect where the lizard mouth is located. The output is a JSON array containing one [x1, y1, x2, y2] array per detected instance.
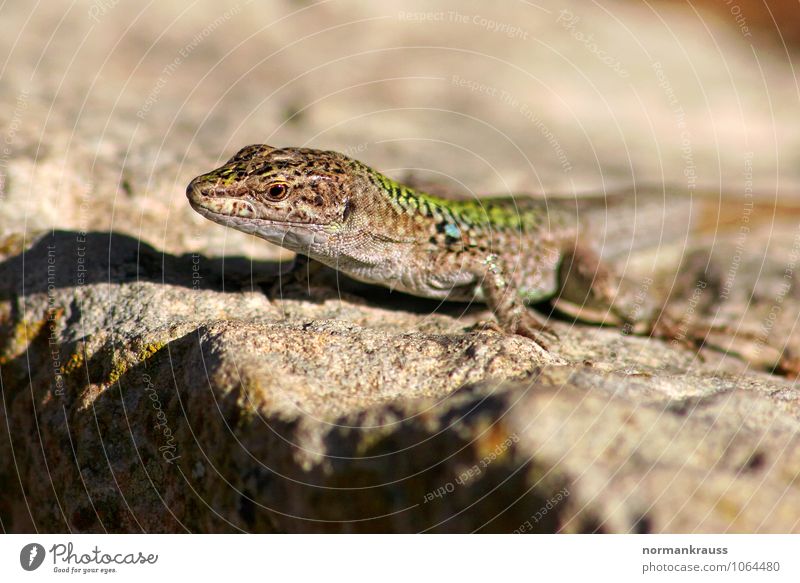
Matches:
[[187, 191, 257, 219], [188, 194, 325, 229]]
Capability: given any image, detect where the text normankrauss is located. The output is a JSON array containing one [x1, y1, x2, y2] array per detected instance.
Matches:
[[643, 546, 728, 555]]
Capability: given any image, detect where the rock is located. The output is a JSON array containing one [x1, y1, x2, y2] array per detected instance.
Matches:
[[2, 229, 800, 533], [2, 0, 800, 533]]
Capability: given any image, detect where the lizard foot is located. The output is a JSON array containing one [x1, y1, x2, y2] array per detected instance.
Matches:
[[647, 310, 718, 363], [473, 312, 559, 351], [513, 311, 559, 351]]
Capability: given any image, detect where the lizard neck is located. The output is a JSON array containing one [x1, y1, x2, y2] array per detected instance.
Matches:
[[357, 161, 444, 216], [353, 160, 537, 235], [354, 160, 497, 231]]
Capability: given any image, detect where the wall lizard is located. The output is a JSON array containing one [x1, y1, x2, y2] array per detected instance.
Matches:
[[187, 144, 707, 349]]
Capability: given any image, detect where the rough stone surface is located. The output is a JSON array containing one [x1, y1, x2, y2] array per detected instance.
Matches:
[[2, 1, 800, 533]]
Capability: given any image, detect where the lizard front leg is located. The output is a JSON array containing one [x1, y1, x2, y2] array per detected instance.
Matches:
[[269, 253, 326, 297], [478, 254, 558, 349]]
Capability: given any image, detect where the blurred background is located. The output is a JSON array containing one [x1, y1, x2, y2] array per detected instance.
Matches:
[[1, 0, 798, 260]]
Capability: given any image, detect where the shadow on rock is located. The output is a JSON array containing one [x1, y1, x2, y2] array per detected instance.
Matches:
[[0, 230, 284, 296]]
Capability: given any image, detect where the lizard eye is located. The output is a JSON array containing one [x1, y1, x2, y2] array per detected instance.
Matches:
[[265, 182, 290, 201]]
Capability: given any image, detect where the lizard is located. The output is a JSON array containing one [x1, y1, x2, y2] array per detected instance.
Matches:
[[186, 144, 702, 349]]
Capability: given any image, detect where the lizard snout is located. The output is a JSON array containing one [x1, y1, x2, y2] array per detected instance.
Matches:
[[186, 175, 209, 204], [187, 172, 250, 203]]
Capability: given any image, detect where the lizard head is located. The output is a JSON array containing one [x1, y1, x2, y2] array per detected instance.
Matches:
[[187, 144, 361, 254]]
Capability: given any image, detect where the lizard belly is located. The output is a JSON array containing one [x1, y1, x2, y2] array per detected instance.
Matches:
[[337, 260, 480, 301], [409, 269, 481, 301]]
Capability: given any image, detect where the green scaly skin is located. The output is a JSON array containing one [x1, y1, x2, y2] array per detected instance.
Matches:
[[187, 144, 648, 348]]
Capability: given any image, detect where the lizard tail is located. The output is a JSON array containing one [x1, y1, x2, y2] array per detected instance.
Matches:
[[570, 186, 799, 261]]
